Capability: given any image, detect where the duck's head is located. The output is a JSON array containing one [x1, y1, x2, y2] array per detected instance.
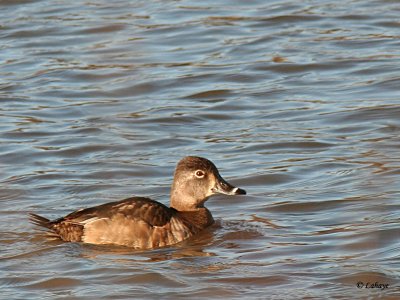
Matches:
[[170, 156, 246, 211]]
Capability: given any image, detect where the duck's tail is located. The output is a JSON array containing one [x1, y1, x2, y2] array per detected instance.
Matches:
[[29, 213, 52, 229], [29, 213, 61, 240]]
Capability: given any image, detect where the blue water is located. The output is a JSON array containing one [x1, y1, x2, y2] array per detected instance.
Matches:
[[1, 0, 400, 298]]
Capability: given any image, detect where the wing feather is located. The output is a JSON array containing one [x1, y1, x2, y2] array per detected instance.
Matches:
[[62, 197, 174, 227]]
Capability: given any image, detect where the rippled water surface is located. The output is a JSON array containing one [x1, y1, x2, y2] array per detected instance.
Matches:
[[1, 0, 400, 299]]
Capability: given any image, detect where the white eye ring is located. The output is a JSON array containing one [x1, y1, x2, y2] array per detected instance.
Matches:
[[195, 170, 205, 178]]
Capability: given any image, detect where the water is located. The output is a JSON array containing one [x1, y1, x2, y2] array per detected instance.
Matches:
[[1, 0, 400, 298]]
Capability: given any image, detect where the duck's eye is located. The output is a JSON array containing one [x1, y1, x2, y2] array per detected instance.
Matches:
[[195, 170, 205, 178]]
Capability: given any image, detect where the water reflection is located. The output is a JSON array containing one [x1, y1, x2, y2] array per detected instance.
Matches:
[[77, 228, 218, 263]]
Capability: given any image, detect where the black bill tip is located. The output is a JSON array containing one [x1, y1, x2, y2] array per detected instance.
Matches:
[[233, 187, 246, 195]]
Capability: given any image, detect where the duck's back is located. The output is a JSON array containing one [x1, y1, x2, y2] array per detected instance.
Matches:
[[30, 197, 212, 249]]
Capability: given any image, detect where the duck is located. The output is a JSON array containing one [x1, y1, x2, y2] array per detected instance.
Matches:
[[29, 156, 246, 249]]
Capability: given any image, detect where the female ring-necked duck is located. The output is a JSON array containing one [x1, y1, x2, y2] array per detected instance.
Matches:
[[30, 156, 246, 249]]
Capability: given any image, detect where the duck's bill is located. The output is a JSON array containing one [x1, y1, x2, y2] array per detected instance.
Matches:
[[212, 177, 246, 195]]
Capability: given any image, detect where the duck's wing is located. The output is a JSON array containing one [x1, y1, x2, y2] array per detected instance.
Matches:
[[61, 197, 173, 227], [30, 197, 176, 246]]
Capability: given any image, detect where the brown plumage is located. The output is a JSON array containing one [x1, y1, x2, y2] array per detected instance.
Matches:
[[29, 156, 246, 249]]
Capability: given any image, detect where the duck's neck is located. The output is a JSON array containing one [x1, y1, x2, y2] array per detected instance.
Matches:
[[170, 186, 214, 229], [170, 190, 205, 211], [175, 208, 214, 231]]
